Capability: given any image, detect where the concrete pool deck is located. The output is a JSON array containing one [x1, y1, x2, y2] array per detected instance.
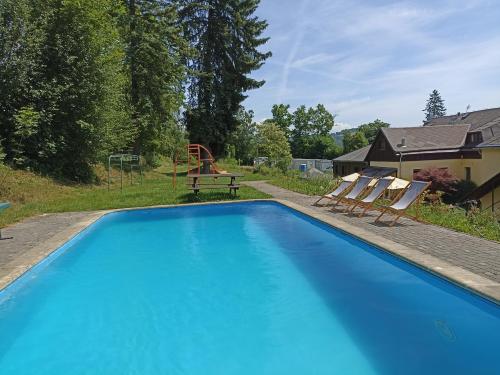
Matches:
[[0, 191, 499, 304]]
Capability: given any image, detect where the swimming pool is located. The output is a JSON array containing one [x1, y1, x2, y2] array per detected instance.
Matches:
[[0, 201, 498, 374]]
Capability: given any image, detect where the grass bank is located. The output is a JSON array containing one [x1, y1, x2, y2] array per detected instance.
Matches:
[[0, 162, 270, 227]]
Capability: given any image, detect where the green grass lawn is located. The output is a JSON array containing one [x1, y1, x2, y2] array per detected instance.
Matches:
[[267, 174, 500, 242], [0, 162, 270, 227], [269, 174, 340, 196], [2, 162, 499, 242]]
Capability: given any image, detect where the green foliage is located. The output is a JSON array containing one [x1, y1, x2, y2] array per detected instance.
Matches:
[[357, 119, 390, 143], [342, 131, 369, 154], [423, 89, 446, 122], [122, 0, 187, 161], [443, 179, 477, 204], [0, 0, 135, 181], [182, 0, 271, 156], [0, 162, 270, 228], [270, 174, 339, 196], [227, 108, 258, 164], [257, 122, 292, 172], [266, 103, 336, 158], [268, 104, 293, 136], [0, 0, 267, 180]]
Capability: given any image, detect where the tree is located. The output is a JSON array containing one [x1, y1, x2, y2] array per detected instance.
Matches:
[[295, 135, 342, 159], [122, 0, 188, 164], [227, 108, 258, 164], [358, 119, 390, 143], [285, 104, 335, 157], [257, 122, 291, 172], [0, 0, 134, 181], [181, 0, 271, 157], [423, 89, 446, 122], [267, 104, 293, 136], [343, 131, 368, 154]]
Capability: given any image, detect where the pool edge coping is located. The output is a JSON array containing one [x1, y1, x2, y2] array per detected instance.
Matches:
[[1, 198, 499, 306]]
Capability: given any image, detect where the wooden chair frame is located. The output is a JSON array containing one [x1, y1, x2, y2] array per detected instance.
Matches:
[[314, 180, 357, 206], [375, 181, 431, 226]]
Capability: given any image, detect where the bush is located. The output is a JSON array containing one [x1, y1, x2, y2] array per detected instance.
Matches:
[[257, 122, 292, 173], [413, 167, 459, 194], [444, 179, 477, 204], [255, 164, 284, 177]]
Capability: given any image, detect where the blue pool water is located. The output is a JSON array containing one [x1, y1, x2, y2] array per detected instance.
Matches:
[[0, 201, 499, 374]]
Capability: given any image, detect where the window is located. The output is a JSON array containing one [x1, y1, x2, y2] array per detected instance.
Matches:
[[466, 132, 482, 144], [465, 167, 471, 182], [341, 166, 346, 175], [379, 138, 386, 151]]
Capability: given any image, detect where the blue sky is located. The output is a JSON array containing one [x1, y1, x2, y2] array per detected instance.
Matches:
[[244, 0, 500, 130]]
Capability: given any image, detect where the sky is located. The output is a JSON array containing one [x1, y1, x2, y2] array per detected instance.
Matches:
[[244, 0, 500, 130]]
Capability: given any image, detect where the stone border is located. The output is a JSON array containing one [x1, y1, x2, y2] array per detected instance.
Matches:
[[1, 198, 499, 305]]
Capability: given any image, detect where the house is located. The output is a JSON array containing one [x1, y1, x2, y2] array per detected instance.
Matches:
[[332, 145, 370, 176], [334, 107, 500, 213]]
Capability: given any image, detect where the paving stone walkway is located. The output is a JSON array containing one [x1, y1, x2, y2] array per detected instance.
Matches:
[[0, 212, 95, 287], [243, 180, 500, 283]]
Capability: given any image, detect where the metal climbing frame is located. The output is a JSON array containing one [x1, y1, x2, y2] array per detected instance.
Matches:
[[108, 154, 142, 191]]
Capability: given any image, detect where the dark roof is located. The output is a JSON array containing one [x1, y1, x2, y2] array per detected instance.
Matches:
[[477, 122, 500, 148], [333, 145, 371, 162], [424, 107, 500, 131], [361, 166, 397, 178], [380, 125, 470, 153]]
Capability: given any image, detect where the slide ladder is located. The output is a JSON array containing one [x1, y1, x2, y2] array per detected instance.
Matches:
[[173, 144, 226, 189]]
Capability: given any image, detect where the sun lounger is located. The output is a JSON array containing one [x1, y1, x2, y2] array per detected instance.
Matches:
[[348, 177, 395, 217], [314, 179, 356, 206], [375, 181, 430, 226], [330, 176, 374, 211]]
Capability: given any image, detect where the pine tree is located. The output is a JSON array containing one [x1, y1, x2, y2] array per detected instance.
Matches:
[[181, 0, 271, 156], [122, 0, 188, 164], [423, 89, 446, 122]]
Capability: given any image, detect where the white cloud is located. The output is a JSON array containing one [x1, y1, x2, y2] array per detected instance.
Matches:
[[245, 0, 500, 127]]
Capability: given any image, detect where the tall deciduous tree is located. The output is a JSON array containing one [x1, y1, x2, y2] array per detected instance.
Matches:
[[227, 108, 258, 164], [0, 0, 133, 181], [423, 89, 446, 122], [181, 0, 271, 156], [343, 131, 368, 154], [289, 104, 335, 157], [268, 104, 293, 136], [358, 119, 389, 143]]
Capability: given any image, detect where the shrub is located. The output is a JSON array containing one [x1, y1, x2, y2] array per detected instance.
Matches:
[[413, 167, 459, 194], [444, 179, 477, 204], [255, 164, 283, 177], [256, 122, 292, 173]]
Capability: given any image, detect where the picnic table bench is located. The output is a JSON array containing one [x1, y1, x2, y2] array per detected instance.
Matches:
[[186, 173, 244, 196]]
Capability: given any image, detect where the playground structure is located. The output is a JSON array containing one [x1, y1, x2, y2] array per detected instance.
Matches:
[[108, 154, 142, 191], [173, 144, 243, 195]]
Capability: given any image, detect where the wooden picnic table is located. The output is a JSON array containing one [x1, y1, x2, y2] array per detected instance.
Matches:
[[186, 173, 244, 195]]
